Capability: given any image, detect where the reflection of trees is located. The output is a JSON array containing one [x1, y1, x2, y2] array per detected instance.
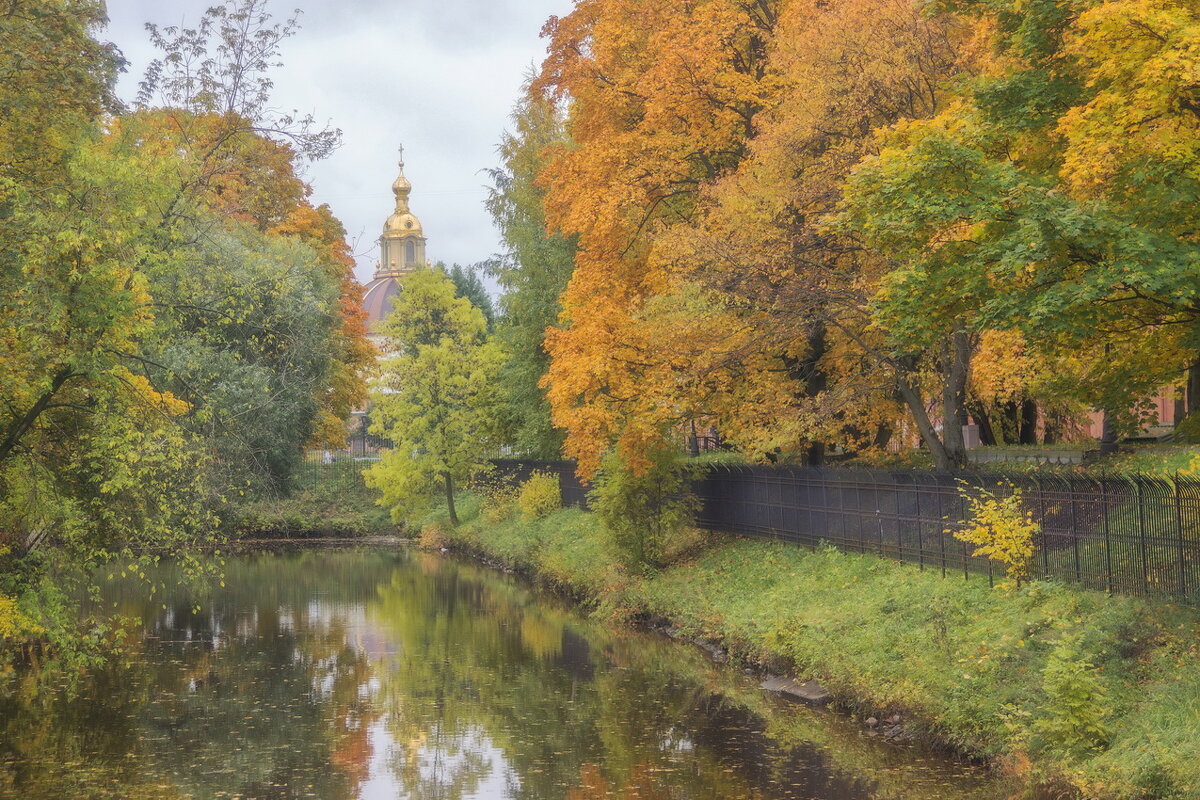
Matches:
[[3, 548, 999, 800], [0, 666, 189, 800], [1, 549, 405, 800], [126, 550, 401, 800], [365, 553, 854, 800]]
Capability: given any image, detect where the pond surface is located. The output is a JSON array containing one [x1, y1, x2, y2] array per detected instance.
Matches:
[[0, 546, 1001, 799]]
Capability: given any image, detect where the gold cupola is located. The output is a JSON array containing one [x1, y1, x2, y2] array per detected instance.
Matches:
[[363, 146, 430, 333], [376, 147, 427, 278]]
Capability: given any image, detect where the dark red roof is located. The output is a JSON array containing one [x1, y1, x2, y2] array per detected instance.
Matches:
[[361, 275, 400, 331]]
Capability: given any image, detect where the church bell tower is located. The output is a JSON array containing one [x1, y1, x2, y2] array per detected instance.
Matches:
[[377, 147, 427, 276]]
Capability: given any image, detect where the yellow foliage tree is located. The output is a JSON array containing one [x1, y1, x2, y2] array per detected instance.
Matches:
[[951, 486, 1041, 587]]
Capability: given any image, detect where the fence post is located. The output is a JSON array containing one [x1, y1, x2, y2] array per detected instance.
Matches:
[[1035, 474, 1049, 580], [961, 483, 970, 582], [1136, 476, 1150, 595], [938, 483, 948, 579], [1069, 476, 1082, 585], [1175, 472, 1187, 599], [915, 477, 924, 570], [876, 510, 884, 558], [1100, 479, 1113, 595]]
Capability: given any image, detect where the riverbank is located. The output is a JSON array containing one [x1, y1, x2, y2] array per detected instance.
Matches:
[[424, 497, 1200, 799], [228, 460, 395, 538]]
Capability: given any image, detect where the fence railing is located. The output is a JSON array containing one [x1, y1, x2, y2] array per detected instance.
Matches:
[[488, 459, 1200, 601]]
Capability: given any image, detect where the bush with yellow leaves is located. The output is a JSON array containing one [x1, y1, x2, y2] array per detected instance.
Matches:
[[950, 484, 1040, 587], [474, 481, 520, 524], [516, 471, 562, 521]]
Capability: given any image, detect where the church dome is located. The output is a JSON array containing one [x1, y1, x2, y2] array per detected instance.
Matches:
[[392, 172, 412, 196], [362, 273, 401, 332], [383, 210, 422, 236]]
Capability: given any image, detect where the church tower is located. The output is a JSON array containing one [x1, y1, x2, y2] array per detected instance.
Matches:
[[362, 148, 428, 334]]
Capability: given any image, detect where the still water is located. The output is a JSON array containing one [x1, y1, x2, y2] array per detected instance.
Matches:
[[0, 546, 1001, 799]]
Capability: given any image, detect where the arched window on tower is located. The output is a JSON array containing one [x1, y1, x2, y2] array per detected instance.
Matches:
[[405, 240, 416, 264]]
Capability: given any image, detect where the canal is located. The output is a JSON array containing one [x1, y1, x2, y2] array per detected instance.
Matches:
[[0, 546, 1002, 799]]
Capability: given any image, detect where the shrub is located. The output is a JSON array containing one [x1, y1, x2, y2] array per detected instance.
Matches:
[[1034, 635, 1111, 760], [516, 471, 561, 520], [418, 522, 450, 551], [950, 484, 1039, 587], [589, 444, 699, 573]]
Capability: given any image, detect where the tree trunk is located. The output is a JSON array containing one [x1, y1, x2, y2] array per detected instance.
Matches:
[[999, 401, 1020, 444], [1019, 399, 1038, 445], [967, 400, 997, 446], [0, 367, 75, 465], [895, 368, 954, 470], [1188, 357, 1200, 417], [873, 422, 893, 450], [800, 322, 829, 466], [1098, 410, 1118, 453], [443, 471, 458, 526], [941, 330, 971, 469], [895, 332, 971, 471], [1043, 409, 1062, 444]]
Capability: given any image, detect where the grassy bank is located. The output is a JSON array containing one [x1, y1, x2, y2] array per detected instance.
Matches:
[[426, 496, 1200, 799], [229, 459, 395, 538]]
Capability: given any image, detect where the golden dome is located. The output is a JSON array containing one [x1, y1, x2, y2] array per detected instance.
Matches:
[[370, 146, 429, 282], [384, 210, 422, 236], [392, 172, 412, 198]]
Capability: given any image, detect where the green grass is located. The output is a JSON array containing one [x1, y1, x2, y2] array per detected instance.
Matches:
[[1089, 445, 1200, 478], [429, 497, 1200, 799]]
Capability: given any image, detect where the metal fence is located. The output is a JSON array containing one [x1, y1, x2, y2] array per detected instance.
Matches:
[[297, 449, 377, 484], [489, 459, 1200, 601]]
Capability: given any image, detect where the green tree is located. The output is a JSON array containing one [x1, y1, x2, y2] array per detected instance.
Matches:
[[484, 86, 576, 458], [142, 221, 343, 492], [589, 444, 699, 573], [445, 262, 495, 329], [365, 268, 503, 525], [0, 0, 353, 664]]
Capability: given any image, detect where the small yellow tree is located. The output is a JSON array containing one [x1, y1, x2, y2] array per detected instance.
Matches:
[[951, 486, 1040, 587]]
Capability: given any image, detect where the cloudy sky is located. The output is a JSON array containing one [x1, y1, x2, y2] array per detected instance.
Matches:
[[103, 0, 571, 285]]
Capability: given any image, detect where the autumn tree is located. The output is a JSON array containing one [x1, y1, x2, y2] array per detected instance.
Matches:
[[365, 268, 503, 526], [839, 0, 1200, 439], [132, 0, 367, 453], [534, 0, 782, 476], [533, 0, 990, 471], [0, 0, 223, 655]]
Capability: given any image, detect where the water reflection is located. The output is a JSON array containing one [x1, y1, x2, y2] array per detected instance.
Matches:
[[0, 547, 999, 799]]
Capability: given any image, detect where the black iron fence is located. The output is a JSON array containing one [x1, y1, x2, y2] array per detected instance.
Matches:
[[489, 459, 1200, 601]]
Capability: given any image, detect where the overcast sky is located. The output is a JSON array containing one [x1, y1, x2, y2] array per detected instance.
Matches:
[[103, 0, 571, 286]]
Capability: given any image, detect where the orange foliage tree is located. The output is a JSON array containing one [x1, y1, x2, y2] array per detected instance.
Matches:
[[534, 0, 984, 472], [534, 0, 782, 476]]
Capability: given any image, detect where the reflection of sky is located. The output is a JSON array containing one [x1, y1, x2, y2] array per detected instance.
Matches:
[[295, 599, 509, 799], [359, 722, 513, 800]]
